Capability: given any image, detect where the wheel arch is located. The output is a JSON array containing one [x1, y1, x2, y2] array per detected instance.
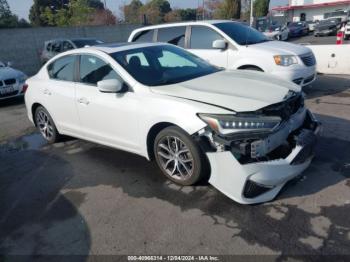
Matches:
[[237, 64, 264, 71], [31, 102, 43, 126], [146, 122, 176, 160]]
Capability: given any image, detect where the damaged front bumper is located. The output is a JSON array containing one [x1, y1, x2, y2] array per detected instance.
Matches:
[[199, 108, 321, 204]]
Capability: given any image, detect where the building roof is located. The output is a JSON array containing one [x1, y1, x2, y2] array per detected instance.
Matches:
[[272, 0, 350, 11]]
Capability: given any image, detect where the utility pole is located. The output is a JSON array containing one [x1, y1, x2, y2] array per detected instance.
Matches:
[[250, 0, 254, 26], [202, 0, 205, 20]]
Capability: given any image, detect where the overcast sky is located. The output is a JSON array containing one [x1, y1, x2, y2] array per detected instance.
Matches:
[[8, 0, 288, 20]]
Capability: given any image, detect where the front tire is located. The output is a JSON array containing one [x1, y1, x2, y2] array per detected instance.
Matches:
[[35, 106, 60, 143], [154, 126, 209, 186]]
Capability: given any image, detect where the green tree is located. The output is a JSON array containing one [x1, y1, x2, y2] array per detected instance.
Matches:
[[253, 0, 269, 18], [179, 8, 197, 21], [123, 0, 143, 24], [0, 0, 20, 28], [29, 0, 69, 26], [29, 0, 104, 26], [140, 0, 171, 24], [218, 0, 241, 19]]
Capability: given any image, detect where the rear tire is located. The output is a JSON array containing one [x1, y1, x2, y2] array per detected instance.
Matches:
[[34, 106, 60, 143], [154, 126, 209, 186]]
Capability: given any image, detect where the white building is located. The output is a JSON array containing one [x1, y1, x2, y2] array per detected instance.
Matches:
[[271, 0, 350, 22]]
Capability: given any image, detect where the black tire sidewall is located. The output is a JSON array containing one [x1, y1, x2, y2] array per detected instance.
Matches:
[[35, 106, 59, 143], [154, 126, 208, 186]]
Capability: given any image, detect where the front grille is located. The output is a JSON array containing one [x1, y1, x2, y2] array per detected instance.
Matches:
[[4, 79, 16, 85], [262, 93, 304, 120], [0, 90, 18, 98], [300, 53, 316, 67], [243, 180, 273, 198]]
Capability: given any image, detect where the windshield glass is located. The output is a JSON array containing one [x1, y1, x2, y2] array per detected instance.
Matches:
[[72, 39, 104, 48], [214, 22, 269, 45], [110, 45, 222, 86]]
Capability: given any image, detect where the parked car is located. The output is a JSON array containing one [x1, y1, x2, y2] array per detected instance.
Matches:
[[314, 18, 342, 36], [40, 38, 104, 64], [263, 24, 289, 41], [288, 21, 309, 37], [344, 18, 350, 40], [128, 20, 317, 87], [25, 42, 320, 204], [0, 61, 27, 100], [306, 20, 318, 32]]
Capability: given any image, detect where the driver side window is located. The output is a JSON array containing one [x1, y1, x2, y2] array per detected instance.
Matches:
[[79, 55, 122, 86], [190, 26, 223, 49]]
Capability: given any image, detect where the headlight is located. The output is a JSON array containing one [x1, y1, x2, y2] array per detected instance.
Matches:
[[274, 55, 298, 66], [198, 114, 281, 135]]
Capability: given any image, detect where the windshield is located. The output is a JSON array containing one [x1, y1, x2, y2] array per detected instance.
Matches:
[[214, 22, 269, 45], [72, 39, 104, 48], [110, 45, 222, 86]]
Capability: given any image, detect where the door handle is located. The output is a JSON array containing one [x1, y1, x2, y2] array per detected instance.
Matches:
[[43, 89, 51, 95], [77, 97, 90, 105]]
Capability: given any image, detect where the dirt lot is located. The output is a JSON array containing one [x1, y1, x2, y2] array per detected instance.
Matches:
[[0, 75, 350, 258]]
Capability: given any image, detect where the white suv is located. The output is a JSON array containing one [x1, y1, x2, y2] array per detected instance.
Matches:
[[25, 43, 320, 204], [128, 20, 317, 87]]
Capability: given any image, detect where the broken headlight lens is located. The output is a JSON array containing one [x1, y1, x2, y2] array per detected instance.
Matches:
[[198, 114, 281, 135]]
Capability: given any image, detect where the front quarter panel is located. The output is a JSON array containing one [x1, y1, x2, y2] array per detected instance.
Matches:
[[138, 93, 231, 159]]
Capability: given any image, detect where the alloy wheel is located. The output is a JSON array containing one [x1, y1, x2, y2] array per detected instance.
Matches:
[[157, 136, 194, 181], [36, 110, 54, 140]]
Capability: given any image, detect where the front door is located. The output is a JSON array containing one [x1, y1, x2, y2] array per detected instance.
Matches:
[[75, 54, 140, 153], [187, 25, 228, 68]]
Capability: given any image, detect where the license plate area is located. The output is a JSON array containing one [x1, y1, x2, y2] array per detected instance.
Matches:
[[0, 86, 15, 95]]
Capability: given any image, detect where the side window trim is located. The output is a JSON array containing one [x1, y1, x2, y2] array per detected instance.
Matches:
[[153, 29, 158, 42], [185, 26, 191, 49]]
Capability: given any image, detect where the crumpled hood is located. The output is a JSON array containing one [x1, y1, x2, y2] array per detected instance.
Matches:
[[246, 40, 311, 56], [0, 67, 25, 80], [150, 70, 301, 112]]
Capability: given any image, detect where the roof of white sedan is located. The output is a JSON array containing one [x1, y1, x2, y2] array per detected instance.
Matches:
[[89, 42, 166, 54], [135, 20, 232, 29]]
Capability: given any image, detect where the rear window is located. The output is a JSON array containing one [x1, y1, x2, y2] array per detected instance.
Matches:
[[157, 26, 186, 47], [132, 30, 154, 42]]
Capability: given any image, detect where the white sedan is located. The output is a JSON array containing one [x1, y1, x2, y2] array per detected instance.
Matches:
[[0, 61, 27, 100], [25, 43, 320, 204]]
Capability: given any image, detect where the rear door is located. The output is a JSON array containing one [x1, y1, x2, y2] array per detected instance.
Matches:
[[188, 25, 228, 68], [157, 26, 186, 48], [45, 55, 80, 133]]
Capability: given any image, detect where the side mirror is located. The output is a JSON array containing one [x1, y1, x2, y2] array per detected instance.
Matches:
[[212, 39, 227, 50], [6, 61, 12, 67], [97, 79, 123, 93]]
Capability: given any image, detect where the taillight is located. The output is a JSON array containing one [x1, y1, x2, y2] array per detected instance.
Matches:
[[22, 84, 28, 93]]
